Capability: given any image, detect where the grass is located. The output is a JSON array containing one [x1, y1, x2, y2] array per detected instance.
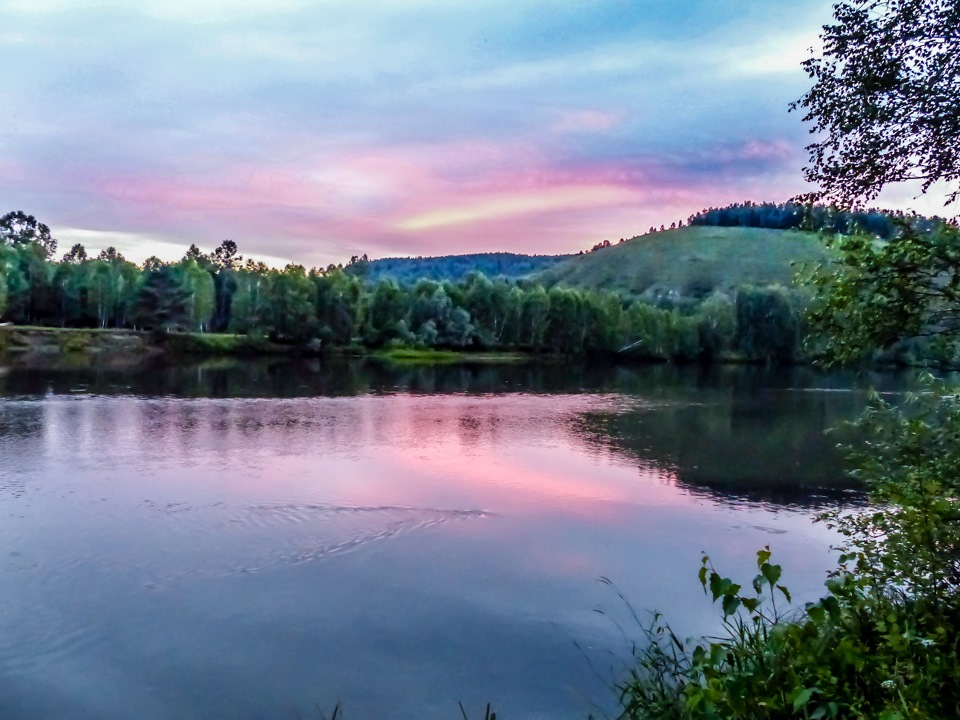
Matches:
[[535, 226, 831, 297], [373, 347, 530, 364], [160, 331, 292, 356], [59, 332, 92, 353]]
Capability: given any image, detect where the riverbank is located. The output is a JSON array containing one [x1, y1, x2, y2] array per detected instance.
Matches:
[[0, 326, 154, 355], [3, 325, 935, 370], [0, 326, 297, 370], [0, 326, 535, 366]]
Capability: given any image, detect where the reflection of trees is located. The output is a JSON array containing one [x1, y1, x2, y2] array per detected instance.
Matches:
[[570, 368, 881, 508], [0, 359, 912, 509], [0, 358, 645, 399], [574, 406, 858, 509], [0, 400, 45, 498]]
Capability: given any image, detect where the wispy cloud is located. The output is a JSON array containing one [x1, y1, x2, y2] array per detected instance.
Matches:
[[398, 185, 638, 231], [0, 0, 837, 264]]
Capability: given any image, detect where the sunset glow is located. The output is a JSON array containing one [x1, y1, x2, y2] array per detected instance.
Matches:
[[0, 0, 839, 266]]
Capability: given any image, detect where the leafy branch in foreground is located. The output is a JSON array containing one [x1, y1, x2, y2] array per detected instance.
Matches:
[[793, 0, 960, 208], [825, 376, 960, 614], [803, 219, 960, 365]]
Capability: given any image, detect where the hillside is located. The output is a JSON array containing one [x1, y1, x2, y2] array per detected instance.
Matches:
[[534, 226, 831, 298]]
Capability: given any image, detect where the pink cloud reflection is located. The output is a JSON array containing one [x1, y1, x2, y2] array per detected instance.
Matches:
[[340, 436, 691, 525]]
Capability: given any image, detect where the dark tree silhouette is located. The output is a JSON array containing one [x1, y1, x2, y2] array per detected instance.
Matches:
[[0, 211, 58, 258], [62, 243, 88, 264], [793, 0, 960, 208]]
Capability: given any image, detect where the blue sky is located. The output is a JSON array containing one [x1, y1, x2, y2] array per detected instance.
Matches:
[[0, 0, 846, 266]]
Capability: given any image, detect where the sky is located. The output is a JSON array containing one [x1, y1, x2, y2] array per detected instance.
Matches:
[[0, 0, 874, 267]]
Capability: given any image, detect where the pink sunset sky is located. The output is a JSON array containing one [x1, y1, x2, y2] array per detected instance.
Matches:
[[2, 0, 939, 268]]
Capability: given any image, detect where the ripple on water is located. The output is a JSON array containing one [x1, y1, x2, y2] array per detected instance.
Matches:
[[127, 501, 487, 584], [0, 603, 98, 674], [0, 502, 486, 674]]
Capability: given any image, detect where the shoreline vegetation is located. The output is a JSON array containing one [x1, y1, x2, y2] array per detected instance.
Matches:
[[2, 203, 959, 370], [3, 203, 958, 371], [0, 325, 767, 365]]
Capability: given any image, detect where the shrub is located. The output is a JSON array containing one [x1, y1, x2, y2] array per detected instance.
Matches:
[[618, 374, 960, 720]]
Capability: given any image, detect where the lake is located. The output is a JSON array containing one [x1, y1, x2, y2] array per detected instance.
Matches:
[[0, 359, 905, 719]]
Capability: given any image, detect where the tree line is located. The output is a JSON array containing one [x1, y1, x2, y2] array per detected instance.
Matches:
[[687, 200, 949, 239], [0, 211, 810, 362]]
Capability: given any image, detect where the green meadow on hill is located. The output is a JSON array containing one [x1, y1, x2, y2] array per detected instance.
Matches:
[[535, 226, 832, 298]]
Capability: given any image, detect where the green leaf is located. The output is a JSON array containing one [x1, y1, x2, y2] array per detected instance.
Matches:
[[760, 562, 782, 587], [777, 584, 792, 603], [756, 547, 772, 568], [691, 645, 706, 666], [721, 594, 741, 617], [822, 595, 840, 617], [791, 687, 816, 711], [708, 573, 730, 601], [806, 604, 825, 626], [709, 643, 726, 665]]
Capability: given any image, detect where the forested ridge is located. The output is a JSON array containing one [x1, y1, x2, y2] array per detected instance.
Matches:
[[686, 200, 947, 238], [0, 210, 817, 362]]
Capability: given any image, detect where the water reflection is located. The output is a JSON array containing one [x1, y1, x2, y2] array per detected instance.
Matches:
[[0, 359, 904, 719], [0, 358, 910, 503]]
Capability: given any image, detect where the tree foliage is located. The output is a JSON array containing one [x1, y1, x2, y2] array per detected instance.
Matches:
[[688, 201, 943, 238], [735, 286, 802, 364], [618, 9, 960, 706], [135, 266, 192, 331], [0, 260, 7, 319], [619, 543, 960, 719], [793, 0, 960, 208], [0, 210, 58, 258], [352, 252, 565, 285], [0, 209, 820, 364], [805, 220, 960, 365], [832, 379, 960, 605]]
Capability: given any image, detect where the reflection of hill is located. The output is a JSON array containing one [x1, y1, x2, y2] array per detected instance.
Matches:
[[568, 368, 881, 507]]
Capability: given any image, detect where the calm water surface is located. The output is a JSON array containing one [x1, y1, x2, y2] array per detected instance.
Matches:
[[0, 359, 906, 719]]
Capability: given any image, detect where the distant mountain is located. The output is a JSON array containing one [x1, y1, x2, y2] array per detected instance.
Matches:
[[534, 226, 832, 298], [349, 252, 568, 284]]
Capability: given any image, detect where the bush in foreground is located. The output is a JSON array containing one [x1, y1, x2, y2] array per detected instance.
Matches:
[[619, 379, 960, 720]]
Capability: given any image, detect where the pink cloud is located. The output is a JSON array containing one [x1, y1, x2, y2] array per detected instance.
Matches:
[[27, 135, 807, 264]]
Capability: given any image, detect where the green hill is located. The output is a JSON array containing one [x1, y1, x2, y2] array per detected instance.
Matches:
[[535, 226, 831, 298]]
